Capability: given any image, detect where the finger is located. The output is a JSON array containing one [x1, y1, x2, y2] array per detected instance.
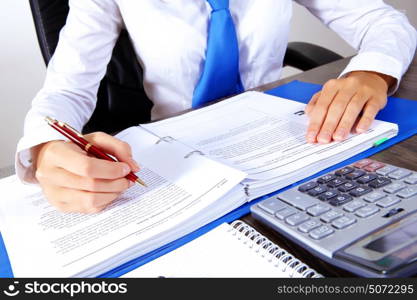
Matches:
[[36, 166, 133, 193], [356, 99, 380, 133], [86, 132, 140, 172], [306, 82, 338, 143], [44, 185, 120, 213], [305, 92, 321, 116], [333, 94, 368, 140], [49, 142, 131, 179], [316, 90, 355, 143]]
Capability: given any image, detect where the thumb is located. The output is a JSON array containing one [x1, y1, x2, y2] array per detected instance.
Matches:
[[85, 132, 140, 172]]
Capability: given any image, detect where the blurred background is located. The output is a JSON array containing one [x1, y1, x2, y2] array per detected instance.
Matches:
[[0, 0, 416, 170]]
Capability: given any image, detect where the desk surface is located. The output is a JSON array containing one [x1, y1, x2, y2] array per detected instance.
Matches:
[[1, 53, 416, 277], [243, 52, 417, 277]]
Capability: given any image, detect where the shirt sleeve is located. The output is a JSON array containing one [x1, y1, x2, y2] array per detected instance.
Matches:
[[16, 0, 122, 183], [294, 0, 417, 93]]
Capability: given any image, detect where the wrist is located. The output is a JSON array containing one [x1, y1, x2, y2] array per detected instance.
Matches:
[[30, 141, 62, 170], [348, 71, 396, 93]]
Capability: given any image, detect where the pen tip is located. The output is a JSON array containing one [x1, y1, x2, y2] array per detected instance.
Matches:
[[45, 116, 54, 124], [136, 179, 147, 187]]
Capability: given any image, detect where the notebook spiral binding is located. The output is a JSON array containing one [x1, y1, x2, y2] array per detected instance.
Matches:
[[229, 220, 323, 278]]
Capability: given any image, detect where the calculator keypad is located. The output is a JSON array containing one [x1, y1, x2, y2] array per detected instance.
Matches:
[[253, 158, 417, 247]]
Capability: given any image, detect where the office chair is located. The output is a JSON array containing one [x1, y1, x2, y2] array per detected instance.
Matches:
[[29, 0, 343, 134]]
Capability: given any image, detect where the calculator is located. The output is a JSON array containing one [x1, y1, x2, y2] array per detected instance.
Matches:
[[250, 158, 417, 277]]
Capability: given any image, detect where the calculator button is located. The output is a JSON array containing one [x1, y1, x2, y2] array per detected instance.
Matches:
[[356, 174, 378, 184], [376, 196, 401, 208], [397, 186, 417, 199], [327, 178, 347, 188], [404, 173, 417, 185], [329, 194, 353, 206], [258, 198, 288, 214], [320, 210, 344, 223], [317, 174, 337, 184], [343, 200, 366, 212], [363, 161, 385, 172], [345, 170, 366, 180], [307, 204, 331, 217], [298, 219, 322, 233], [353, 159, 373, 169], [355, 206, 380, 218], [275, 207, 297, 220], [368, 176, 392, 188], [298, 181, 319, 192], [309, 225, 334, 240], [338, 181, 359, 192], [335, 166, 355, 176], [383, 182, 407, 194], [349, 186, 372, 197], [376, 165, 398, 176], [388, 169, 413, 180], [285, 213, 310, 226], [318, 190, 339, 201], [308, 186, 328, 197], [363, 191, 386, 203], [278, 189, 317, 211], [331, 216, 357, 229]]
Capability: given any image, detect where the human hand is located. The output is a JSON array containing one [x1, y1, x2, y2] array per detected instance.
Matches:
[[32, 132, 140, 213], [305, 71, 395, 144]]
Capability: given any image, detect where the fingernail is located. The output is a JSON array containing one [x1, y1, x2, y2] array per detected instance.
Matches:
[[356, 126, 366, 133], [318, 132, 331, 144], [131, 159, 140, 172], [334, 129, 346, 141], [306, 132, 316, 143]]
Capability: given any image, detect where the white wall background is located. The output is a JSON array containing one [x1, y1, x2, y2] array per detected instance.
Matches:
[[0, 0, 416, 169], [0, 1, 46, 169]]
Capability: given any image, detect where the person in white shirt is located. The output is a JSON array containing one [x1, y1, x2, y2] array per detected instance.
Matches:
[[18, 0, 416, 213]]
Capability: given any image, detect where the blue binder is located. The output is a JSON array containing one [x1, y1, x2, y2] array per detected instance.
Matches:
[[1, 80, 416, 278]]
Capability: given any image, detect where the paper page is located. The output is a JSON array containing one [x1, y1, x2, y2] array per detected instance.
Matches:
[[0, 127, 246, 277], [122, 223, 292, 277], [143, 92, 398, 180]]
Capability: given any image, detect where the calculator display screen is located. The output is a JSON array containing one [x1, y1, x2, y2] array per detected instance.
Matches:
[[336, 215, 417, 276], [364, 220, 417, 253]]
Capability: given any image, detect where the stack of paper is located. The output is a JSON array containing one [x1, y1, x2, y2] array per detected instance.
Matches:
[[143, 92, 398, 200]]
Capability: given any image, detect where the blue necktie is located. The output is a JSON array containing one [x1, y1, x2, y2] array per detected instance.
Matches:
[[192, 0, 244, 108]]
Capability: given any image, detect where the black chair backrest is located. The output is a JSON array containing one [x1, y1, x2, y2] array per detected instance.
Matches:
[[29, 0, 153, 134]]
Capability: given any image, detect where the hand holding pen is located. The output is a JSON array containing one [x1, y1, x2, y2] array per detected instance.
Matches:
[[45, 117, 146, 186], [30, 117, 145, 214]]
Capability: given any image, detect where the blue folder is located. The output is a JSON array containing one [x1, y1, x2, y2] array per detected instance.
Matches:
[[1, 80, 416, 278]]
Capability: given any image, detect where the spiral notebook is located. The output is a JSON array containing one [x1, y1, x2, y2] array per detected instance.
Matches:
[[122, 220, 323, 278]]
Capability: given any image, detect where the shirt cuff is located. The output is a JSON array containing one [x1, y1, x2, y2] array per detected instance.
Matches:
[[339, 51, 403, 95]]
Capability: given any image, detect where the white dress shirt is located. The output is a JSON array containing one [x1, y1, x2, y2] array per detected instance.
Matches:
[[17, 0, 417, 183]]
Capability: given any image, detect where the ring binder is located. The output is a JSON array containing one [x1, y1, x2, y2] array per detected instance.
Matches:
[[229, 220, 323, 278], [155, 136, 175, 144], [184, 150, 205, 159]]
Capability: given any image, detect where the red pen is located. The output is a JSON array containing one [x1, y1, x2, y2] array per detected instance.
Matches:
[[44, 116, 146, 187]]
